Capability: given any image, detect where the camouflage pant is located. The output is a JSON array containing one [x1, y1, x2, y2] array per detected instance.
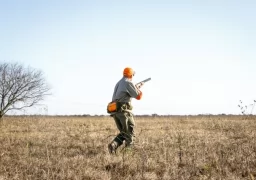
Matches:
[[112, 112, 135, 148]]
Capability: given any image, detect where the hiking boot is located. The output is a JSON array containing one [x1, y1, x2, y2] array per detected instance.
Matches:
[[108, 143, 116, 154]]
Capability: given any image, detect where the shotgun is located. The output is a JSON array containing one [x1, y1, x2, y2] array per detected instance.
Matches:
[[135, 77, 151, 88]]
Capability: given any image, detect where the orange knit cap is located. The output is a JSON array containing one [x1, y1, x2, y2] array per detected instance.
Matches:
[[123, 67, 135, 77]]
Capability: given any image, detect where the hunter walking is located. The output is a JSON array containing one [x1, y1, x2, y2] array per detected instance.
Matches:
[[107, 67, 144, 154]]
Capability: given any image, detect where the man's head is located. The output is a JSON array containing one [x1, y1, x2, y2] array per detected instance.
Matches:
[[123, 67, 135, 78]]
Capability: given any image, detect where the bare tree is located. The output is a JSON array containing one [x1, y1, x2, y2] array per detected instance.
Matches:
[[0, 62, 51, 119]]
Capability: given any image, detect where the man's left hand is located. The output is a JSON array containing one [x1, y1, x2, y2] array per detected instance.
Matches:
[[136, 82, 144, 89]]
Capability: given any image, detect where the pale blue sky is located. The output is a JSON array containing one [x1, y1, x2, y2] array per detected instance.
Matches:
[[0, 0, 255, 115]]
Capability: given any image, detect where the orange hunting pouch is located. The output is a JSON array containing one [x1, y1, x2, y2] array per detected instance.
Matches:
[[107, 101, 133, 114], [107, 101, 119, 113]]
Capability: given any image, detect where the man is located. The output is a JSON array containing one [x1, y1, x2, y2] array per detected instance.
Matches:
[[108, 67, 143, 154]]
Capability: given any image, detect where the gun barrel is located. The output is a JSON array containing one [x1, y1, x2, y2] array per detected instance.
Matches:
[[143, 78, 151, 83], [136, 78, 151, 85]]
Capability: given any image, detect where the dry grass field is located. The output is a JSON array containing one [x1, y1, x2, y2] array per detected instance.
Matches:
[[0, 115, 256, 180]]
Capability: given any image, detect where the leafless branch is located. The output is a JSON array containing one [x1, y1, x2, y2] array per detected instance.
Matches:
[[0, 62, 51, 118]]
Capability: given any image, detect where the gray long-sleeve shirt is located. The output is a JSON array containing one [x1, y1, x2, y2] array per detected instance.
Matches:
[[112, 77, 140, 102]]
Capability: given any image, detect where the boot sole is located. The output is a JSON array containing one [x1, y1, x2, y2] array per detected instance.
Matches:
[[108, 144, 115, 154]]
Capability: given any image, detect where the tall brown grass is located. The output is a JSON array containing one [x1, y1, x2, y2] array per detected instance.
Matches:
[[0, 115, 255, 180]]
